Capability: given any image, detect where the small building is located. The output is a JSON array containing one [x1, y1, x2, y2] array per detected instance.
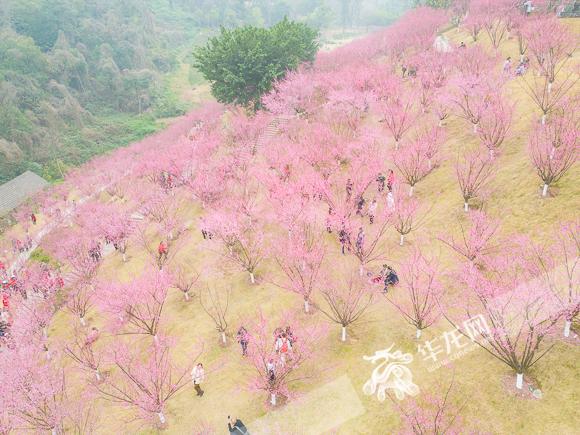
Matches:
[[0, 171, 48, 217]]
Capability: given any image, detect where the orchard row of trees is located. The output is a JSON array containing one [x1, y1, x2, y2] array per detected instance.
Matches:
[[1, 1, 577, 433]]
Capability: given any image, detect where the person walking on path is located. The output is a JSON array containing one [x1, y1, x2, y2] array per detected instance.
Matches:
[[228, 416, 249, 434], [237, 326, 249, 356], [191, 362, 205, 397], [30, 213, 37, 225]]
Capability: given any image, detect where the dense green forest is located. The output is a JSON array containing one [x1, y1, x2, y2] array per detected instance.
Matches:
[[0, 0, 407, 183]]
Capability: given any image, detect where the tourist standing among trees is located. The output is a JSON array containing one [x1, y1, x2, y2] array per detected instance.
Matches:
[[387, 169, 395, 192], [192, 362, 205, 397], [376, 173, 386, 192], [237, 326, 249, 356], [158, 240, 168, 263]]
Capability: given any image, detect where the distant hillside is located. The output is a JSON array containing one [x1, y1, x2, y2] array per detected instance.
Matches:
[[0, 0, 407, 184]]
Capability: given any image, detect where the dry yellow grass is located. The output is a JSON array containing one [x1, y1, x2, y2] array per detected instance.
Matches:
[[25, 19, 580, 435]]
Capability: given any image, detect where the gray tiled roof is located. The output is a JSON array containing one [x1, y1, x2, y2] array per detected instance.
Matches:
[[0, 171, 48, 216]]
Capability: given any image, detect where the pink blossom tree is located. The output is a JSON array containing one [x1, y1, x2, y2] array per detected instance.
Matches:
[[477, 96, 513, 158], [394, 140, 429, 197], [97, 269, 171, 341], [96, 338, 196, 427], [462, 11, 483, 42], [528, 117, 577, 197], [199, 284, 230, 345], [207, 210, 264, 284], [66, 284, 93, 327], [455, 150, 496, 211], [520, 73, 578, 125], [377, 83, 418, 149], [556, 220, 580, 337], [386, 248, 443, 339], [244, 310, 326, 406], [523, 15, 576, 92], [271, 227, 326, 313], [438, 210, 499, 265], [445, 251, 564, 390], [0, 344, 68, 434], [393, 377, 468, 435], [480, 3, 511, 50], [318, 270, 375, 342], [392, 194, 423, 246], [63, 327, 102, 382], [172, 264, 200, 302], [527, 223, 579, 337]]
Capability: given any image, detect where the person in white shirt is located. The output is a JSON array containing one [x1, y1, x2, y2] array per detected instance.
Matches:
[[191, 362, 205, 397]]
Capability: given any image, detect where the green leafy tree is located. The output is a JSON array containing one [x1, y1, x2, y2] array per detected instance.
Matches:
[[194, 18, 318, 110]]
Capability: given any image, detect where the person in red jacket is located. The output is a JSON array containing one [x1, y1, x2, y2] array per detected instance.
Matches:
[[387, 169, 395, 192], [2, 293, 9, 309], [158, 240, 168, 263], [31, 213, 37, 225]]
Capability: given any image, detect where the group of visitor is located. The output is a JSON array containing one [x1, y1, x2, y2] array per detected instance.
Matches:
[[11, 235, 34, 254]]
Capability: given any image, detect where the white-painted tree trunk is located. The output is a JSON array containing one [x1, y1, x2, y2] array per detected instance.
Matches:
[[122, 253, 127, 262], [409, 186, 414, 196], [416, 329, 422, 339], [489, 148, 494, 159], [473, 123, 478, 133], [399, 234, 405, 246], [80, 316, 86, 326], [428, 159, 432, 170], [95, 369, 101, 382], [516, 373, 523, 389], [564, 320, 571, 337], [158, 412, 166, 424], [341, 326, 347, 342], [270, 393, 277, 406], [464, 202, 469, 212], [520, 54, 525, 62], [548, 82, 552, 93], [304, 299, 310, 313], [43, 327, 48, 338], [154, 335, 159, 345], [542, 184, 549, 197], [541, 114, 546, 125], [301, 260, 306, 271], [359, 265, 364, 276], [184, 292, 190, 301], [438, 119, 443, 127], [221, 332, 227, 345], [52, 428, 57, 435], [250, 272, 255, 284]]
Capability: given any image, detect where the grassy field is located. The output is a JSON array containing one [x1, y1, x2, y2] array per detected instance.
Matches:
[[13, 20, 580, 435]]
